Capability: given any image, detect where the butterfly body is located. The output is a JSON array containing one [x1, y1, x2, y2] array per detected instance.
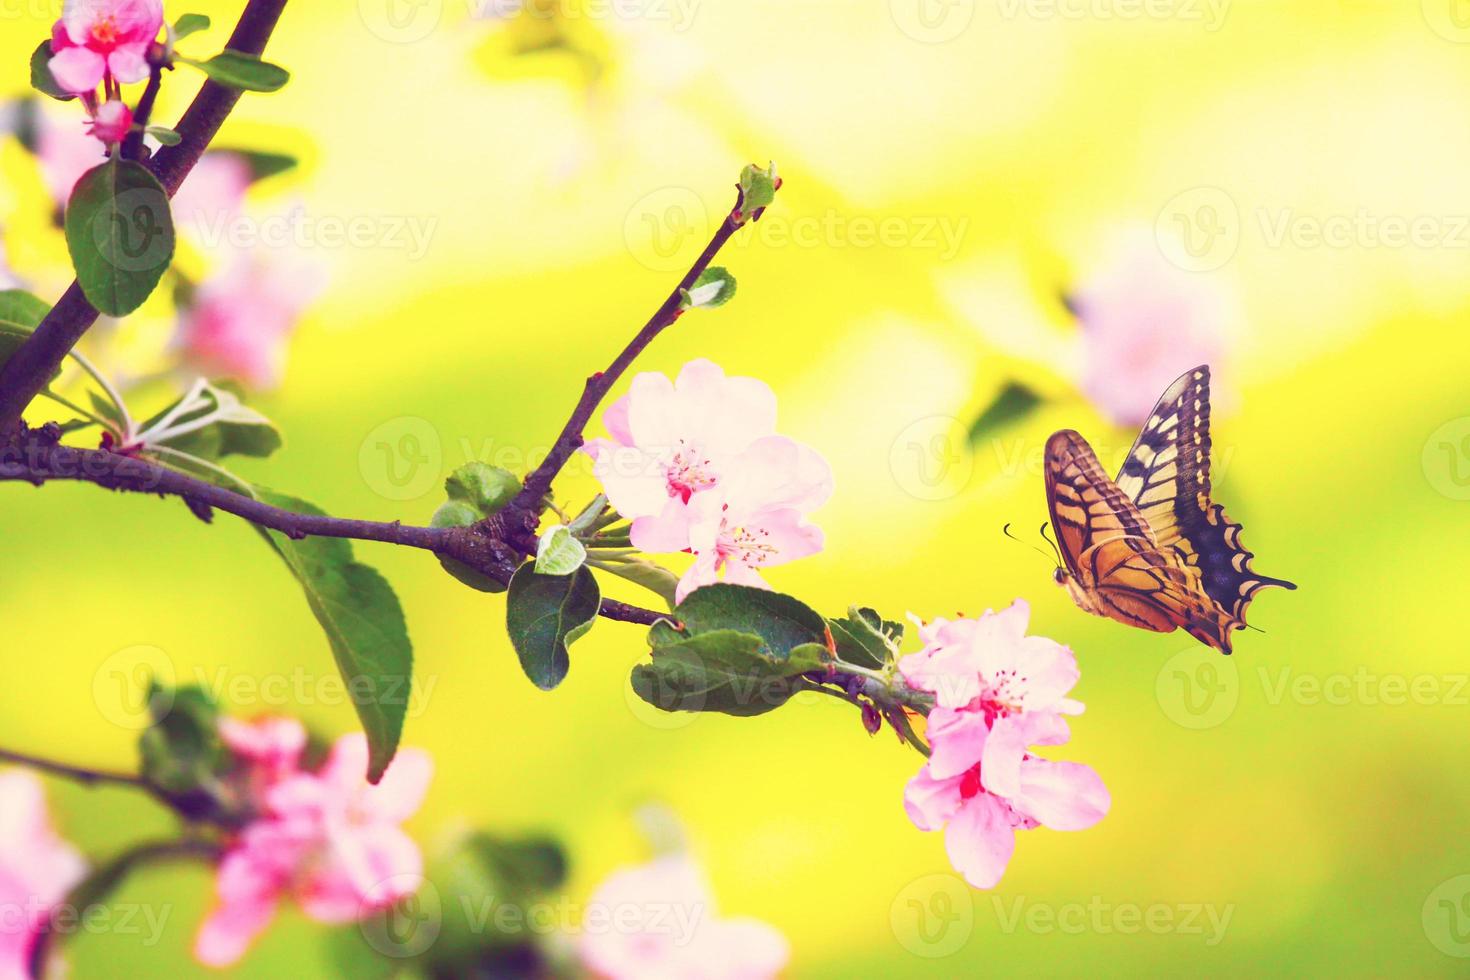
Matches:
[[1043, 366, 1294, 654]]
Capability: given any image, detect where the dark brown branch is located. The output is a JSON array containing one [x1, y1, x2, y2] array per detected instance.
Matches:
[[0, 434, 667, 625], [120, 64, 165, 161], [0, 0, 291, 433], [509, 194, 752, 515], [0, 746, 149, 791]]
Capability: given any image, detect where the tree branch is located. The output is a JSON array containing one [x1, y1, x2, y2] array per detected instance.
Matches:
[[0, 433, 667, 626], [0, 0, 292, 434], [510, 190, 754, 515], [0, 746, 148, 792]]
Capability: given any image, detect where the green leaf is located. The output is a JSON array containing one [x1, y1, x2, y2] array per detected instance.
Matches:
[[172, 13, 211, 39], [65, 159, 175, 316], [631, 630, 827, 717], [446, 461, 520, 517], [138, 682, 225, 798], [590, 557, 679, 611], [29, 40, 74, 102], [738, 161, 778, 214], [681, 267, 736, 310], [214, 148, 299, 183], [254, 490, 413, 783], [968, 381, 1043, 447], [829, 607, 904, 670], [426, 834, 569, 963], [505, 563, 599, 691], [136, 380, 281, 460], [0, 289, 51, 328], [534, 525, 586, 576], [431, 501, 506, 593], [183, 51, 290, 93], [668, 584, 830, 659], [146, 126, 182, 146]]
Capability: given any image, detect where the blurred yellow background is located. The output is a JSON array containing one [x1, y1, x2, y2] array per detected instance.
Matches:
[[4, 0, 1470, 975]]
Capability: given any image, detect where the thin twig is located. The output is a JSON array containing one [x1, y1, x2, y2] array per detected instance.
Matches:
[[0, 746, 148, 791]]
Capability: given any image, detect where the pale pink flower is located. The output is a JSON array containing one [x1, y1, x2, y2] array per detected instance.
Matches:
[[194, 735, 432, 968], [36, 107, 109, 206], [176, 250, 323, 389], [219, 715, 307, 789], [85, 98, 132, 146], [670, 487, 824, 604], [1070, 228, 1226, 426], [579, 855, 788, 980], [899, 600, 1108, 888], [169, 153, 253, 245], [48, 0, 164, 95], [0, 771, 87, 980]]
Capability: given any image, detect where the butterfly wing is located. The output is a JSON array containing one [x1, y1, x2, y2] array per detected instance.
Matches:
[[1113, 365, 1296, 631], [1046, 429, 1239, 652]]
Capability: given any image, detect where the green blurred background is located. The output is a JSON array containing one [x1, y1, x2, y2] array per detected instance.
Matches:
[[4, 0, 1470, 975]]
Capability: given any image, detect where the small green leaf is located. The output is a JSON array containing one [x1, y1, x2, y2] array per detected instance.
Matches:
[[138, 683, 225, 798], [446, 461, 520, 517], [254, 490, 413, 783], [172, 13, 211, 39], [146, 126, 182, 146], [0, 290, 52, 328], [535, 525, 586, 576], [590, 557, 679, 611], [29, 41, 74, 102], [738, 161, 778, 214], [214, 148, 299, 183], [183, 51, 290, 93], [65, 159, 175, 316], [668, 584, 830, 659], [431, 502, 506, 593], [631, 630, 827, 717], [829, 607, 904, 670], [680, 267, 737, 310], [505, 563, 599, 691], [968, 381, 1043, 447]]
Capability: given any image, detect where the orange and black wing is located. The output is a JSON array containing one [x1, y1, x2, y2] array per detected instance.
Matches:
[[1081, 537, 1237, 652], [1112, 365, 1296, 629], [1044, 428, 1156, 579]]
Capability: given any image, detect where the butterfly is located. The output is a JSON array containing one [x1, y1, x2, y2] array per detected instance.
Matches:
[[1043, 364, 1294, 654]]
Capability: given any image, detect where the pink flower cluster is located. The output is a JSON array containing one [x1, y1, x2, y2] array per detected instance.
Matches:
[[48, 0, 163, 96], [0, 771, 86, 980], [195, 720, 432, 968], [585, 359, 832, 603], [578, 855, 788, 980], [899, 600, 1110, 889]]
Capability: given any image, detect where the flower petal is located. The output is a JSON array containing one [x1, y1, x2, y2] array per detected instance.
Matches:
[[943, 793, 1016, 889], [48, 47, 106, 95], [1014, 758, 1110, 831], [903, 766, 964, 832], [925, 707, 988, 780]]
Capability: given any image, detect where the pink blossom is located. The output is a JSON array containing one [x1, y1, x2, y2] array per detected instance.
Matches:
[[48, 0, 164, 95], [1070, 229, 1226, 426], [584, 359, 832, 600], [579, 855, 788, 980], [899, 601, 1108, 888], [0, 771, 87, 980], [36, 107, 109, 206], [169, 153, 253, 244], [194, 735, 432, 968], [219, 716, 307, 795], [176, 250, 323, 389], [85, 98, 132, 146]]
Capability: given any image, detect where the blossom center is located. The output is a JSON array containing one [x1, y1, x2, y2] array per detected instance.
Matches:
[[90, 18, 119, 47], [715, 519, 778, 569], [664, 441, 716, 503]]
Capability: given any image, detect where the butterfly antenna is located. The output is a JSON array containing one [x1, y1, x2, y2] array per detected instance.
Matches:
[[1002, 523, 1059, 566], [1038, 522, 1063, 565]]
